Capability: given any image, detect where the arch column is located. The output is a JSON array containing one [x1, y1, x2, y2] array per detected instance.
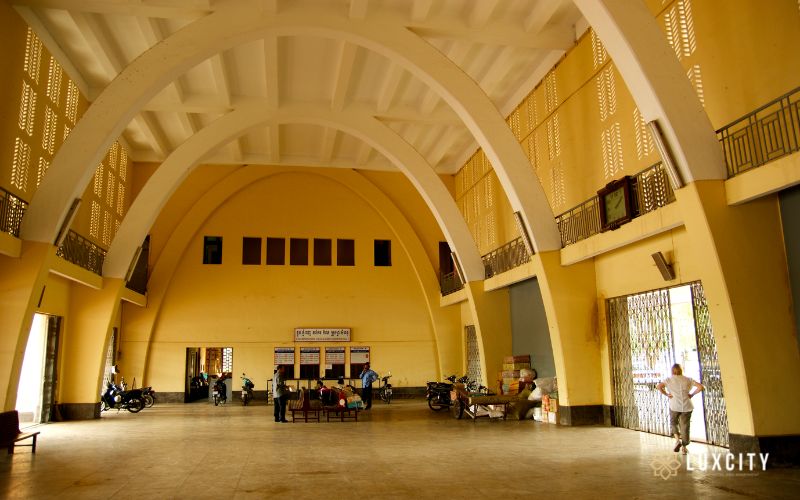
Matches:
[[57, 278, 126, 419]]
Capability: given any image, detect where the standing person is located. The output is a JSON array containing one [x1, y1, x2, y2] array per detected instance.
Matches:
[[272, 365, 289, 423], [657, 363, 704, 454], [359, 362, 378, 410]]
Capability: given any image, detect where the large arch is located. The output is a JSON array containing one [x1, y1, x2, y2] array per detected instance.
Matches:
[[104, 104, 484, 282], [118, 166, 464, 387], [21, 1, 559, 255]]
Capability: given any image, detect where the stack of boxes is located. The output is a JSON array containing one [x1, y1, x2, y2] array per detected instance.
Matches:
[[500, 354, 532, 394]]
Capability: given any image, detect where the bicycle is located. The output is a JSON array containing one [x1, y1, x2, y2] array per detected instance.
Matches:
[[378, 372, 393, 404]]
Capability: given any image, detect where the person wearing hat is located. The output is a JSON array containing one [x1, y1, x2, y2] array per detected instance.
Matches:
[[272, 365, 289, 422]]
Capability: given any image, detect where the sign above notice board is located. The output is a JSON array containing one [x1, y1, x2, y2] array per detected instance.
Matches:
[[294, 328, 351, 342]]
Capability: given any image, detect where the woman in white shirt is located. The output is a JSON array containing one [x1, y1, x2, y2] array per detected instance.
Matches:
[[656, 363, 704, 454]]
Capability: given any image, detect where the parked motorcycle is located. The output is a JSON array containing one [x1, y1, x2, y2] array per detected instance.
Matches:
[[378, 372, 393, 404], [426, 374, 456, 411], [100, 381, 145, 413], [212, 377, 227, 406], [140, 386, 156, 408], [241, 374, 254, 406]]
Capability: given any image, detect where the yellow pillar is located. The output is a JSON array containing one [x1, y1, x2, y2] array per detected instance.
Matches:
[[677, 181, 800, 458], [534, 251, 605, 425], [58, 278, 126, 419], [0, 242, 53, 410], [464, 282, 512, 388]]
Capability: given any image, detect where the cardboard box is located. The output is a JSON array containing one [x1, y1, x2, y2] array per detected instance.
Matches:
[[503, 362, 531, 371], [503, 355, 531, 364], [547, 411, 557, 424], [501, 370, 520, 378], [549, 399, 558, 412]]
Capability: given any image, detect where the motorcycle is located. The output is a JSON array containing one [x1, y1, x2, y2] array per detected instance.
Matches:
[[100, 381, 145, 413], [212, 378, 227, 406], [378, 372, 393, 404], [140, 386, 156, 408], [426, 374, 456, 411], [241, 374, 254, 406]]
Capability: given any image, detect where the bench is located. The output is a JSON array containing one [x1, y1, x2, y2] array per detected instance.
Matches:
[[0, 410, 39, 454], [323, 404, 359, 422], [288, 389, 323, 422]]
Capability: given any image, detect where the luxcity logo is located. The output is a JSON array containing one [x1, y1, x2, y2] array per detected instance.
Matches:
[[686, 452, 769, 472], [650, 453, 769, 480]]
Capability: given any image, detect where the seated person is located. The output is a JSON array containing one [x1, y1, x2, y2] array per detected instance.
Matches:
[[316, 380, 335, 405]]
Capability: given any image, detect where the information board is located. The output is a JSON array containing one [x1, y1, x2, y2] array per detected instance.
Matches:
[[350, 347, 370, 364], [274, 347, 295, 365], [300, 347, 320, 365], [325, 347, 345, 365], [294, 328, 351, 342]]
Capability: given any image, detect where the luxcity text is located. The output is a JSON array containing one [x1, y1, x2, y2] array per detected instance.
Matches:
[[686, 452, 769, 472]]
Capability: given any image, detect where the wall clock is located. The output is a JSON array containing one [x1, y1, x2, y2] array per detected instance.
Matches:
[[598, 176, 634, 231]]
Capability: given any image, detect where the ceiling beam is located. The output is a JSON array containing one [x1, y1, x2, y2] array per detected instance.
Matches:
[[469, 0, 500, 28], [331, 42, 358, 111], [209, 53, 232, 108], [407, 18, 573, 49], [133, 112, 169, 158], [71, 11, 170, 155], [376, 64, 405, 112], [9, 0, 211, 19], [200, 152, 395, 172], [523, 0, 563, 33], [263, 36, 279, 108], [319, 127, 337, 162], [355, 142, 372, 166], [268, 124, 280, 162]]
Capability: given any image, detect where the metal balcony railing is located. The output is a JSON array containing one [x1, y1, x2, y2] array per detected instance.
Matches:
[[439, 270, 464, 296], [555, 161, 675, 247], [482, 237, 532, 278], [0, 187, 28, 237], [56, 230, 106, 276], [717, 85, 800, 177]]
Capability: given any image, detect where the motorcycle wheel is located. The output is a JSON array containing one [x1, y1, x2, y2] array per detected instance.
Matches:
[[242, 394, 250, 406], [385, 390, 392, 404], [100, 400, 109, 412], [127, 398, 145, 413], [428, 398, 448, 411], [213, 395, 220, 406], [143, 393, 155, 408], [451, 399, 464, 419]]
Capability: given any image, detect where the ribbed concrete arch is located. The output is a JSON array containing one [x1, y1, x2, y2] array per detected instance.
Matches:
[[126, 166, 462, 386], [22, 0, 559, 254], [573, 0, 726, 182], [104, 104, 484, 281]]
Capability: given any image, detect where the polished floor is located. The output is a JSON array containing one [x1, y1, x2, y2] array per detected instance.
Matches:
[[2, 399, 799, 499]]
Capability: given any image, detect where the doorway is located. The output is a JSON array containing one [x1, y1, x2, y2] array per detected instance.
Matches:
[[16, 314, 61, 427], [608, 282, 729, 447]]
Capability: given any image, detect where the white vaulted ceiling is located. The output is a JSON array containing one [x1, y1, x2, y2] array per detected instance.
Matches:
[[14, 0, 585, 174]]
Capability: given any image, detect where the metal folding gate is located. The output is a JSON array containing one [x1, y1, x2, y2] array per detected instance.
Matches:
[[608, 282, 729, 447]]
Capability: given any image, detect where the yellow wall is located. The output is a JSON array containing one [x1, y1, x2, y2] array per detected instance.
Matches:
[[139, 169, 451, 392]]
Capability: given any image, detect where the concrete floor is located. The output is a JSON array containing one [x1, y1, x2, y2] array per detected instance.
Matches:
[[1, 399, 798, 499]]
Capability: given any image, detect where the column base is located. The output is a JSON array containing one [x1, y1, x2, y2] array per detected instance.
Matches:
[[557, 404, 611, 426], [55, 403, 100, 420], [729, 433, 800, 467]]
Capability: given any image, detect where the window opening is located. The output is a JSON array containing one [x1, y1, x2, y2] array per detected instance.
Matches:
[[203, 236, 223, 264]]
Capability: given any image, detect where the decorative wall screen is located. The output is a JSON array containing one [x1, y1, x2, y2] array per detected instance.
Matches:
[[608, 282, 729, 447], [465, 325, 482, 384]]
